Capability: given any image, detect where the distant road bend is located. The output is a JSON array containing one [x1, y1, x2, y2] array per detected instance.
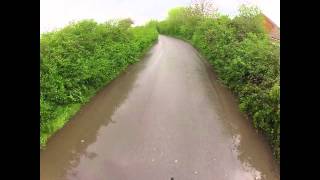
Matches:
[[40, 35, 279, 180]]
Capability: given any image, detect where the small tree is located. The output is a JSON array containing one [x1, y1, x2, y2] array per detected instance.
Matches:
[[231, 5, 265, 41], [189, 0, 218, 18], [118, 18, 134, 30]]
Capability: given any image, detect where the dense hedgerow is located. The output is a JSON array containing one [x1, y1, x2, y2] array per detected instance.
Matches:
[[157, 5, 280, 161], [40, 19, 158, 148]]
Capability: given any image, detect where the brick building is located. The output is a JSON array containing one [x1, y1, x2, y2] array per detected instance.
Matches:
[[262, 14, 280, 41]]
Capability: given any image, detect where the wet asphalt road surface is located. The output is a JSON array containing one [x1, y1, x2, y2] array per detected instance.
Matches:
[[40, 35, 279, 180]]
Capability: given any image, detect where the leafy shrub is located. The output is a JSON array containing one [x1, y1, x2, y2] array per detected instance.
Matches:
[[40, 19, 158, 148], [157, 5, 280, 161]]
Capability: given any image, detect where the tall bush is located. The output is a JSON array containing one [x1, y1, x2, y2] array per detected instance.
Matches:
[[40, 19, 158, 147], [157, 5, 280, 161]]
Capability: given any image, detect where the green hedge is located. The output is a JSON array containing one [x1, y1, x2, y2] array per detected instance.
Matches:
[[40, 19, 158, 148], [157, 5, 280, 161]]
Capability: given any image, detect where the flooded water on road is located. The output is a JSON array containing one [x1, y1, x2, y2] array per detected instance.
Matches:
[[40, 35, 279, 180]]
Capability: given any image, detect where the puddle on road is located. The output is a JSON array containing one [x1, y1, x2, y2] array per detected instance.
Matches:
[[40, 36, 279, 180], [40, 44, 157, 180]]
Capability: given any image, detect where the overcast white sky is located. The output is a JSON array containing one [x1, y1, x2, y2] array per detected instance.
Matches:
[[40, 0, 279, 33]]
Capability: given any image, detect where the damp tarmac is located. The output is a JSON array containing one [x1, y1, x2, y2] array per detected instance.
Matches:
[[40, 35, 280, 180]]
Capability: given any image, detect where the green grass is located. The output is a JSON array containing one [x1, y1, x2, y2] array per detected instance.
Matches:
[[40, 103, 81, 148]]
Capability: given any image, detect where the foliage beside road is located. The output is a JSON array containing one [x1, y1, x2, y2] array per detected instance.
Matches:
[[157, 5, 280, 161], [40, 19, 158, 148]]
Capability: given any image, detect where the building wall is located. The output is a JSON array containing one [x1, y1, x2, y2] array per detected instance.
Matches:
[[263, 15, 280, 41]]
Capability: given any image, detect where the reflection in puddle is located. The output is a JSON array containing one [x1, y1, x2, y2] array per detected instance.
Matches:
[[242, 161, 264, 180], [85, 152, 98, 160], [40, 47, 153, 180], [41, 36, 279, 180], [231, 134, 241, 155], [212, 70, 279, 180], [231, 132, 272, 179]]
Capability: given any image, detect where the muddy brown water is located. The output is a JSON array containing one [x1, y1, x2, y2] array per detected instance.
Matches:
[[40, 35, 279, 180]]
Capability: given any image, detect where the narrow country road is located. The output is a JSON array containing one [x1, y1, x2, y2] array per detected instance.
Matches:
[[40, 35, 279, 180]]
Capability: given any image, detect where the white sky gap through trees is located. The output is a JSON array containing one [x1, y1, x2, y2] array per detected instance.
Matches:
[[40, 0, 280, 33]]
